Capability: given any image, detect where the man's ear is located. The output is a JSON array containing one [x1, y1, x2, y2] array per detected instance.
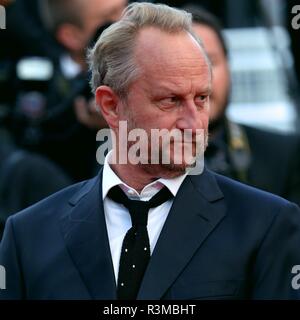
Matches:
[[56, 23, 84, 52], [95, 86, 121, 129]]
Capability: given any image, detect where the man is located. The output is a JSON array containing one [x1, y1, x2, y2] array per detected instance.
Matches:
[[183, 5, 300, 206], [1, 2, 300, 300]]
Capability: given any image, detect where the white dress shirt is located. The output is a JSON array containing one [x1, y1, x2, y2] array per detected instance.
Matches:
[[102, 151, 187, 283]]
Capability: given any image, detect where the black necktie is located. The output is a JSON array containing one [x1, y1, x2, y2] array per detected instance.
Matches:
[[107, 185, 173, 300]]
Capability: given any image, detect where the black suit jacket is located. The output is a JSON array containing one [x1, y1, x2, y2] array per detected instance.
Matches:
[[244, 125, 300, 204], [1, 168, 300, 299], [207, 122, 300, 205]]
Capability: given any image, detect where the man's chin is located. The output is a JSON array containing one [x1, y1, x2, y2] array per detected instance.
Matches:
[[140, 161, 195, 179], [161, 162, 190, 174]]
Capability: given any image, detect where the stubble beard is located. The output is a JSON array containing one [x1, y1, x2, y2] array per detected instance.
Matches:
[[125, 116, 209, 178]]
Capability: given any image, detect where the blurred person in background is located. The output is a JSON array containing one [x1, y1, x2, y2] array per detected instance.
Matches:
[[0, 0, 62, 60], [0, 128, 71, 241], [184, 5, 300, 205], [42, 0, 126, 70], [11, 0, 126, 181], [0, 1, 71, 233], [154, 0, 260, 28]]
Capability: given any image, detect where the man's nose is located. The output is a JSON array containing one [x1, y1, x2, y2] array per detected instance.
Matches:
[[175, 101, 200, 132]]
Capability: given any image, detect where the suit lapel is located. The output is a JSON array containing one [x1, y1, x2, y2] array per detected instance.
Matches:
[[60, 171, 116, 299], [137, 169, 226, 300]]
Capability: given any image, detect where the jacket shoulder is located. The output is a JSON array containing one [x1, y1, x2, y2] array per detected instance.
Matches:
[[212, 171, 298, 214], [243, 124, 300, 152], [9, 175, 99, 224]]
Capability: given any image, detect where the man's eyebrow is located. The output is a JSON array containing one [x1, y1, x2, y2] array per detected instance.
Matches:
[[151, 87, 212, 98], [200, 86, 212, 95]]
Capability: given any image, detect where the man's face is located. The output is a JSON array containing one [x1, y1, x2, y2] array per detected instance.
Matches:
[[117, 27, 211, 178], [192, 24, 230, 125]]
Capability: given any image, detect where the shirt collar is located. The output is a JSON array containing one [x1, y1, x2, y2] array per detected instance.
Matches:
[[102, 150, 187, 201]]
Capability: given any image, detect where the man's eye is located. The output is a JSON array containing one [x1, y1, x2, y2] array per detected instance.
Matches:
[[161, 97, 180, 105], [196, 95, 208, 103]]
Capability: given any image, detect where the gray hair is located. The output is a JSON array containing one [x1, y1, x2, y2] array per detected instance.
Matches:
[[88, 2, 209, 97]]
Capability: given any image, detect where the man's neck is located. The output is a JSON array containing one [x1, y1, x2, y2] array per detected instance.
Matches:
[[107, 145, 188, 192], [110, 163, 157, 193]]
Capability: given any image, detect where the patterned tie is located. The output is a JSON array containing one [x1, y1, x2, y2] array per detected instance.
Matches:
[[107, 185, 173, 300]]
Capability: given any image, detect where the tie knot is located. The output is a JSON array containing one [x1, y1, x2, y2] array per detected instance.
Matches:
[[127, 200, 149, 226], [107, 185, 173, 227]]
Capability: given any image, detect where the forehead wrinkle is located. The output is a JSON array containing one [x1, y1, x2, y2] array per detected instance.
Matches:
[[138, 56, 210, 84], [147, 63, 210, 89], [137, 48, 208, 73], [134, 61, 211, 98]]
